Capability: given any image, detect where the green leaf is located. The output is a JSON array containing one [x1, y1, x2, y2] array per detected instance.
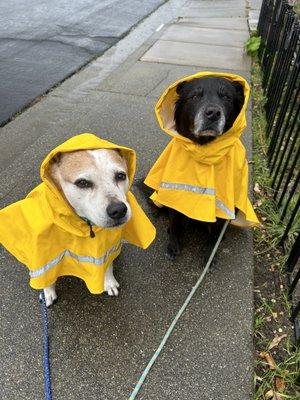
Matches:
[[244, 36, 261, 56]]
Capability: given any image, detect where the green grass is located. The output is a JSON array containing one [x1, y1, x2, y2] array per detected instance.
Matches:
[[251, 58, 299, 252], [254, 312, 266, 331], [252, 60, 300, 400], [294, 3, 300, 17], [254, 340, 300, 400]]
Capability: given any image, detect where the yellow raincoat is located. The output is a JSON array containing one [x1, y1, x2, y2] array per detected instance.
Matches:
[[0, 134, 156, 293], [145, 71, 259, 226]]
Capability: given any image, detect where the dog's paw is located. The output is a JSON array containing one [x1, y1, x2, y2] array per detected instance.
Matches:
[[166, 238, 181, 261], [104, 274, 120, 296], [43, 284, 57, 307]]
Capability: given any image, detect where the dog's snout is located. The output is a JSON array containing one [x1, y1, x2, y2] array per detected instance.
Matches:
[[106, 201, 127, 220], [204, 106, 221, 121]]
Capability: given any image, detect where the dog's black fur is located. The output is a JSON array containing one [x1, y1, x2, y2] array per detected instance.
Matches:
[[175, 76, 244, 145], [167, 77, 244, 260]]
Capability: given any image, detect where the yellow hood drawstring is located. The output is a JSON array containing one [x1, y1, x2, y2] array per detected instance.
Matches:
[[0, 133, 156, 293], [145, 71, 259, 227]]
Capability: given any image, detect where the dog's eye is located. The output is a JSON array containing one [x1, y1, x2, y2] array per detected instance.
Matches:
[[74, 179, 93, 189], [220, 92, 231, 100], [191, 92, 202, 100], [115, 171, 127, 181]]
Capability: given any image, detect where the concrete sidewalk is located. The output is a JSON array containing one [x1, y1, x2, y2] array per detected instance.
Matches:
[[0, 0, 260, 399]]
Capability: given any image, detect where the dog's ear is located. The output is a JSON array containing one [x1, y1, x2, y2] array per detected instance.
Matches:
[[231, 81, 244, 111], [51, 152, 62, 165], [176, 81, 188, 95]]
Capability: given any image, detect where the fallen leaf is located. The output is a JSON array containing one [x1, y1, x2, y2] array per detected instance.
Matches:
[[273, 393, 283, 400], [272, 312, 278, 321], [254, 182, 262, 194], [256, 199, 263, 207], [259, 351, 276, 369], [275, 376, 285, 392], [265, 389, 274, 399], [268, 334, 287, 350]]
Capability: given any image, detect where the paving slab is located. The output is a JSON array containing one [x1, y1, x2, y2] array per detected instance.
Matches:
[[160, 25, 249, 47], [249, 0, 263, 9], [248, 18, 259, 32], [187, 0, 246, 7], [177, 17, 249, 31], [141, 40, 251, 71], [249, 10, 260, 20], [248, 9, 261, 31], [97, 59, 250, 100], [180, 7, 246, 18], [98, 61, 201, 97], [249, 9, 261, 20]]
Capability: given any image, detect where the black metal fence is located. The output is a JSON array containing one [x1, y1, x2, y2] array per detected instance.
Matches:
[[258, 0, 300, 342]]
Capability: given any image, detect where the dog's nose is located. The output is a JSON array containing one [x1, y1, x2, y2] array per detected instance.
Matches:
[[204, 106, 221, 121], [106, 201, 127, 220]]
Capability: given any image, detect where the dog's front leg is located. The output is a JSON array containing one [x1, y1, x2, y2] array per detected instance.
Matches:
[[167, 208, 183, 260], [104, 263, 120, 296], [43, 283, 57, 307]]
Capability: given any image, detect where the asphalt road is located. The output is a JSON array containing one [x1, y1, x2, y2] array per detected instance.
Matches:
[[0, 0, 165, 126]]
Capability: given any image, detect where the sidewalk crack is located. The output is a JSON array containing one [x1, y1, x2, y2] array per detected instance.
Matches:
[[145, 70, 170, 97]]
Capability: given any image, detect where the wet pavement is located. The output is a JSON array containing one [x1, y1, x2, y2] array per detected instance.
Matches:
[[0, 0, 165, 126]]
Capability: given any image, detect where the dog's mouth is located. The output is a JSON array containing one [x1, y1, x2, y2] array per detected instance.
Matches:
[[193, 129, 220, 145], [85, 216, 129, 230], [196, 129, 218, 138], [105, 216, 129, 228], [192, 108, 226, 144]]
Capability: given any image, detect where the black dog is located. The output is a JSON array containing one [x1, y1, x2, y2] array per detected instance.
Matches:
[[175, 76, 244, 145], [167, 76, 244, 260]]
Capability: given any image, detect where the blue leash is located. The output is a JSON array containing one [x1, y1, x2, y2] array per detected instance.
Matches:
[[39, 291, 53, 400]]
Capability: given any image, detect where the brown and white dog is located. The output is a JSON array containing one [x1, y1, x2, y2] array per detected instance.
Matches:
[[44, 149, 131, 306]]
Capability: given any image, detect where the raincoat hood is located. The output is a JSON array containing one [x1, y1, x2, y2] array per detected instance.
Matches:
[[145, 71, 259, 226], [40, 133, 139, 237], [155, 70, 250, 164], [0, 133, 156, 293]]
